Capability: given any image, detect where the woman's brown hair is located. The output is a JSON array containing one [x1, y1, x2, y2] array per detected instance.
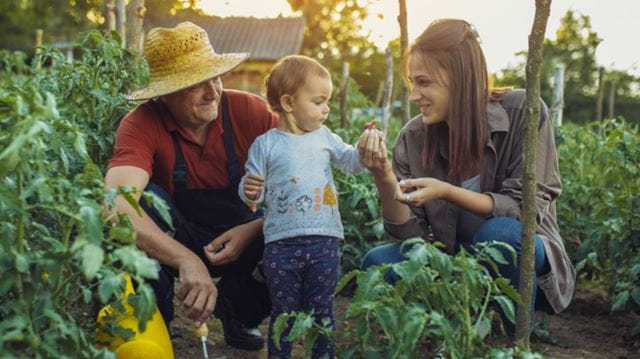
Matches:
[[407, 19, 505, 178]]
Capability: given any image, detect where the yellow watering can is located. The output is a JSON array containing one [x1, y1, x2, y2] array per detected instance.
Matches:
[[95, 274, 174, 359]]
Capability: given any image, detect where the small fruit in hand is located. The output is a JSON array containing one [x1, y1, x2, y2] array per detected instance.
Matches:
[[363, 119, 378, 130]]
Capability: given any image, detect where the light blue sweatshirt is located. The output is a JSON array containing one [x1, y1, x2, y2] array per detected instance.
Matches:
[[239, 126, 363, 243]]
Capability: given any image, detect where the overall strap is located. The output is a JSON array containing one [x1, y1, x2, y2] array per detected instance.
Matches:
[[220, 92, 242, 187], [171, 131, 188, 191], [171, 92, 241, 191]]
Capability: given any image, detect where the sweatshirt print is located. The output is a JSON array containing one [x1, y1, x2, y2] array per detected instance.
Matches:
[[239, 126, 364, 243]]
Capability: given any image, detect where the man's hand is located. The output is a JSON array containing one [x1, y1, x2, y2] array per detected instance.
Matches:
[[175, 258, 217, 327], [203, 218, 262, 266], [243, 174, 264, 202]]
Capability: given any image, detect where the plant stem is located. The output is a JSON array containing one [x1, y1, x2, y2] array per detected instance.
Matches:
[[16, 171, 25, 297]]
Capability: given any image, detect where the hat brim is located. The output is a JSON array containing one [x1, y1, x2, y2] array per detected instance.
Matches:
[[127, 52, 249, 101]]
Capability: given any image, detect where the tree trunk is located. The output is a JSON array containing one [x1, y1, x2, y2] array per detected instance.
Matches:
[[340, 62, 350, 129], [381, 47, 394, 134], [126, 0, 146, 56], [516, 0, 552, 348], [595, 67, 604, 121], [551, 65, 564, 126], [607, 81, 616, 119], [397, 0, 410, 124], [116, 0, 126, 48], [35, 29, 43, 53], [105, 0, 116, 31]]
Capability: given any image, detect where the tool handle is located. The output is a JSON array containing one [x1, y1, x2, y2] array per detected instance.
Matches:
[[194, 322, 209, 338]]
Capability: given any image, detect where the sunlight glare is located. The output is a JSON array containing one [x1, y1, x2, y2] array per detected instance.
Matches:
[[196, 0, 293, 18]]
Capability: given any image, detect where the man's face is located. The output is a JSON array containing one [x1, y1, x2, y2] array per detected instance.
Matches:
[[161, 77, 223, 129]]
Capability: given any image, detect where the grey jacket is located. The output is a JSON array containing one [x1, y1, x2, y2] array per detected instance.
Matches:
[[385, 89, 575, 313]]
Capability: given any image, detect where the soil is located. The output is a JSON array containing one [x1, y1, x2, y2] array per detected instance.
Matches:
[[169, 286, 640, 359]]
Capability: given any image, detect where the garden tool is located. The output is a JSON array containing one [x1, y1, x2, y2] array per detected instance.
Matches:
[[194, 323, 210, 359], [194, 322, 227, 359]]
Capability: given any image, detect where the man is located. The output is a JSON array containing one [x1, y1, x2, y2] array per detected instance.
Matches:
[[104, 22, 277, 350]]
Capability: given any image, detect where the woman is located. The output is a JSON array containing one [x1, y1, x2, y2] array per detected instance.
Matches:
[[357, 18, 575, 333]]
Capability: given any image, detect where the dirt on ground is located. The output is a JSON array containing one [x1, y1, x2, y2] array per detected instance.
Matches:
[[169, 286, 640, 359]]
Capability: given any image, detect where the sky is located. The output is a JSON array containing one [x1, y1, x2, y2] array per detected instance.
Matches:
[[198, 0, 639, 75]]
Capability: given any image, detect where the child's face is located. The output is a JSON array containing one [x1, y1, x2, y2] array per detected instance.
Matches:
[[290, 75, 332, 133]]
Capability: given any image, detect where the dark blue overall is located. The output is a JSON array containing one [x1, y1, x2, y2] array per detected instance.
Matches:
[[141, 93, 270, 329]]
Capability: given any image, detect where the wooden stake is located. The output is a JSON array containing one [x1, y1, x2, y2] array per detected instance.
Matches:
[[381, 47, 394, 134], [397, 0, 410, 124], [516, 0, 552, 348], [126, 0, 146, 55], [340, 62, 350, 129], [106, 0, 116, 31], [595, 67, 604, 121], [116, 0, 126, 48], [35, 29, 43, 54], [551, 65, 564, 126], [607, 81, 616, 119]]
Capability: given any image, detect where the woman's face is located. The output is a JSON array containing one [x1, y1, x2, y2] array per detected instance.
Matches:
[[408, 54, 451, 125]]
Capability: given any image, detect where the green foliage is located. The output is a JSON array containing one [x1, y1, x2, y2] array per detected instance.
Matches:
[[556, 119, 640, 323], [0, 31, 158, 357], [272, 239, 537, 358], [494, 10, 640, 124], [0, 0, 103, 52], [287, 0, 389, 101]]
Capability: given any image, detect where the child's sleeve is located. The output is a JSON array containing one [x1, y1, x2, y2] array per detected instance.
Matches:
[[326, 128, 364, 175], [239, 135, 268, 205]]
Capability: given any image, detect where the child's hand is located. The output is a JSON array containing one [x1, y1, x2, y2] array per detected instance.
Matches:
[[244, 174, 265, 201]]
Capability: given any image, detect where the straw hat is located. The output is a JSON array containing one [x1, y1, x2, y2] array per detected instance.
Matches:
[[128, 22, 249, 100]]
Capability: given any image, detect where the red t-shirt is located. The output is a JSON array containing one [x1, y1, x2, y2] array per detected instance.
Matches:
[[108, 89, 278, 195]]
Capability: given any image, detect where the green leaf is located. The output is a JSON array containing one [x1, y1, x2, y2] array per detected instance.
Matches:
[[398, 306, 426, 352], [79, 205, 103, 243], [484, 247, 509, 265], [98, 273, 124, 303], [272, 313, 290, 351], [141, 191, 173, 231], [631, 287, 640, 307], [128, 283, 156, 332], [109, 226, 135, 244], [120, 187, 142, 217], [0, 272, 16, 295], [81, 243, 104, 280], [335, 269, 358, 295], [288, 312, 315, 340], [611, 290, 629, 312], [494, 295, 516, 323], [495, 278, 522, 304], [14, 252, 30, 273], [113, 247, 159, 280]]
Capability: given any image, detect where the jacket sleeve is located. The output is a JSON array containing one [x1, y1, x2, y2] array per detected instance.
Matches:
[[384, 128, 429, 240], [486, 100, 562, 225]]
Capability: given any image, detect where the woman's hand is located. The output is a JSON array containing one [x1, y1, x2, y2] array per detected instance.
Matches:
[[357, 129, 389, 175], [396, 177, 452, 206]]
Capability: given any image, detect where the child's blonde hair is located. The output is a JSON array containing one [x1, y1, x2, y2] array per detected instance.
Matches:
[[264, 55, 330, 132]]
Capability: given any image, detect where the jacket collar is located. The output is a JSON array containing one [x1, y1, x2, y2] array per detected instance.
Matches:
[[486, 101, 509, 134]]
